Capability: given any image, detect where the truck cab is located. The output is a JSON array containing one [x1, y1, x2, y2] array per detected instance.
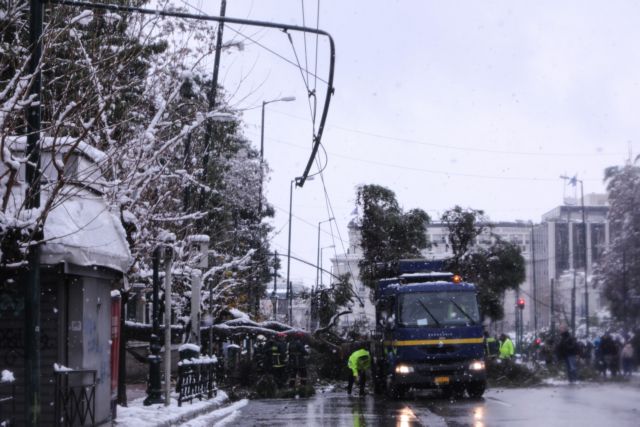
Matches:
[[373, 261, 486, 398]]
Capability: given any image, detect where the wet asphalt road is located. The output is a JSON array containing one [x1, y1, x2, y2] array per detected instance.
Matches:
[[223, 381, 640, 426]]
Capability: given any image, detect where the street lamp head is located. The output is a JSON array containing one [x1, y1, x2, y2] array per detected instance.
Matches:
[[294, 175, 314, 186], [279, 96, 296, 102]]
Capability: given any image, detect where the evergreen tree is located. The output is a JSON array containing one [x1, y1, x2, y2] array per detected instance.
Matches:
[[441, 206, 525, 321], [355, 184, 430, 290]]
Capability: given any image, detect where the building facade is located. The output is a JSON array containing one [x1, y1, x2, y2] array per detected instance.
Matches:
[[532, 194, 609, 336]]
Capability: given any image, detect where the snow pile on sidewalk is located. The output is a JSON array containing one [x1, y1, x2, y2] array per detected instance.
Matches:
[[115, 391, 228, 427], [181, 399, 248, 427]]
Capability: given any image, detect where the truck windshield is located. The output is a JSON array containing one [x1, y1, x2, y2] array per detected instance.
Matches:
[[398, 291, 480, 327]]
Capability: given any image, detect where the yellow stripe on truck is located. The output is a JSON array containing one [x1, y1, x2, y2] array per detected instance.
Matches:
[[383, 338, 484, 346]]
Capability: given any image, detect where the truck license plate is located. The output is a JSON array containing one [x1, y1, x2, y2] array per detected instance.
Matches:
[[434, 376, 450, 385]]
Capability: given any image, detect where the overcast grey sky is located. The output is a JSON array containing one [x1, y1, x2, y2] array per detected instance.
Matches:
[[192, 0, 639, 286]]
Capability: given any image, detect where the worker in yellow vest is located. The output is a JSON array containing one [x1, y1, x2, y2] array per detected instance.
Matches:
[[347, 346, 371, 396], [499, 333, 515, 359]]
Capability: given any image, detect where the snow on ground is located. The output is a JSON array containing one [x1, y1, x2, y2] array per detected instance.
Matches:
[[115, 391, 229, 426], [181, 399, 249, 427]]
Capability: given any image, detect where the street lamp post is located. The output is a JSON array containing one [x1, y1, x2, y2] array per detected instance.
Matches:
[[285, 176, 313, 324], [561, 175, 589, 336], [255, 96, 294, 317]]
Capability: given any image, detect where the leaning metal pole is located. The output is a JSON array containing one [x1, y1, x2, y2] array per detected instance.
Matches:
[[285, 180, 295, 324]]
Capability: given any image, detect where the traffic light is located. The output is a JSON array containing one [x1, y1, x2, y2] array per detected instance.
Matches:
[[517, 298, 525, 309]]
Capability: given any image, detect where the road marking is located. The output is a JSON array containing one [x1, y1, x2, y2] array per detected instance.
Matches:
[[486, 396, 512, 407], [407, 403, 447, 427]]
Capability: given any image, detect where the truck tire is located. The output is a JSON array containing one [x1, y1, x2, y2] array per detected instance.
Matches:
[[466, 381, 486, 398]]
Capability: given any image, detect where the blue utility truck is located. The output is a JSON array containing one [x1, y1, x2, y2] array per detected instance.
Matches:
[[372, 259, 486, 398]]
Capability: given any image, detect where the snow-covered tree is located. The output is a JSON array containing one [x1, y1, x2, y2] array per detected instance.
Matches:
[[1, 1, 273, 318], [595, 161, 640, 328]]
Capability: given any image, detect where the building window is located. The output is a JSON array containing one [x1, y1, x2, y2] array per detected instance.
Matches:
[[572, 223, 586, 269], [591, 223, 606, 264], [555, 223, 569, 272]]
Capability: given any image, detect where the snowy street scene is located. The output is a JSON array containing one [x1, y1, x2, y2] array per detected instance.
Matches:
[[2, 1, 640, 426]]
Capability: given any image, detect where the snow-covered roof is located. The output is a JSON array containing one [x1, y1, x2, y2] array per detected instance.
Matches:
[[2, 136, 132, 273], [7, 135, 107, 164], [41, 189, 132, 273]]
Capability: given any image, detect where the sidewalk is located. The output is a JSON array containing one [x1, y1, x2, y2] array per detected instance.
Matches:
[[115, 383, 230, 427]]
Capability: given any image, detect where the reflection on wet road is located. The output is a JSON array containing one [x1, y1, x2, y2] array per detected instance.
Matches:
[[226, 382, 640, 426]]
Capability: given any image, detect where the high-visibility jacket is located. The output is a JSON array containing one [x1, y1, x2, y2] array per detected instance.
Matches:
[[485, 337, 498, 357], [499, 338, 515, 359], [268, 342, 287, 368], [347, 349, 371, 378]]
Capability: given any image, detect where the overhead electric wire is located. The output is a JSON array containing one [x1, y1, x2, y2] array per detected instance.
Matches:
[[300, 0, 310, 87], [285, 31, 316, 123], [314, 0, 321, 108], [246, 130, 602, 183], [268, 108, 624, 158]]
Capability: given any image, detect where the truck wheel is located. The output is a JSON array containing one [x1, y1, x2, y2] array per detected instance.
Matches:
[[466, 381, 486, 398]]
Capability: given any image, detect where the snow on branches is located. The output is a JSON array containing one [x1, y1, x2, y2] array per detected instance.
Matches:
[[1, 2, 273, 317]]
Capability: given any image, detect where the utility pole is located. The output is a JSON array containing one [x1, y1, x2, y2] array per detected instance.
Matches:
[[566, 207, 576, 337], [531, 222, 538, 334], [579, 180, 589, 337], [561, 175, 589, 336], [199, 0, 227, 213], [25, 1, 43, 424], [550, 278, 555, 336]]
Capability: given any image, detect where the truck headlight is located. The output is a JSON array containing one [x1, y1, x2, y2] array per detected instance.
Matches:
[[395, 364, 414, 374], [469, 360, 485, 371]]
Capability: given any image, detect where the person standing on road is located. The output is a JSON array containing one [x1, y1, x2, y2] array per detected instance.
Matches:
[[498, 334, 515, 359], [347, 346, 371, 396], [287, 332, 309, 388], [621, 341, 634, 376], [600, 332, 619, 377], [555, 328, 579, 382]]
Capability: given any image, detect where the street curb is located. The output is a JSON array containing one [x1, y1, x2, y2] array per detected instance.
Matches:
[[154, 394, 230, 427]]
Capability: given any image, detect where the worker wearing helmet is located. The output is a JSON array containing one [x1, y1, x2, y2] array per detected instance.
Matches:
[[265, 332, 288, 387]]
